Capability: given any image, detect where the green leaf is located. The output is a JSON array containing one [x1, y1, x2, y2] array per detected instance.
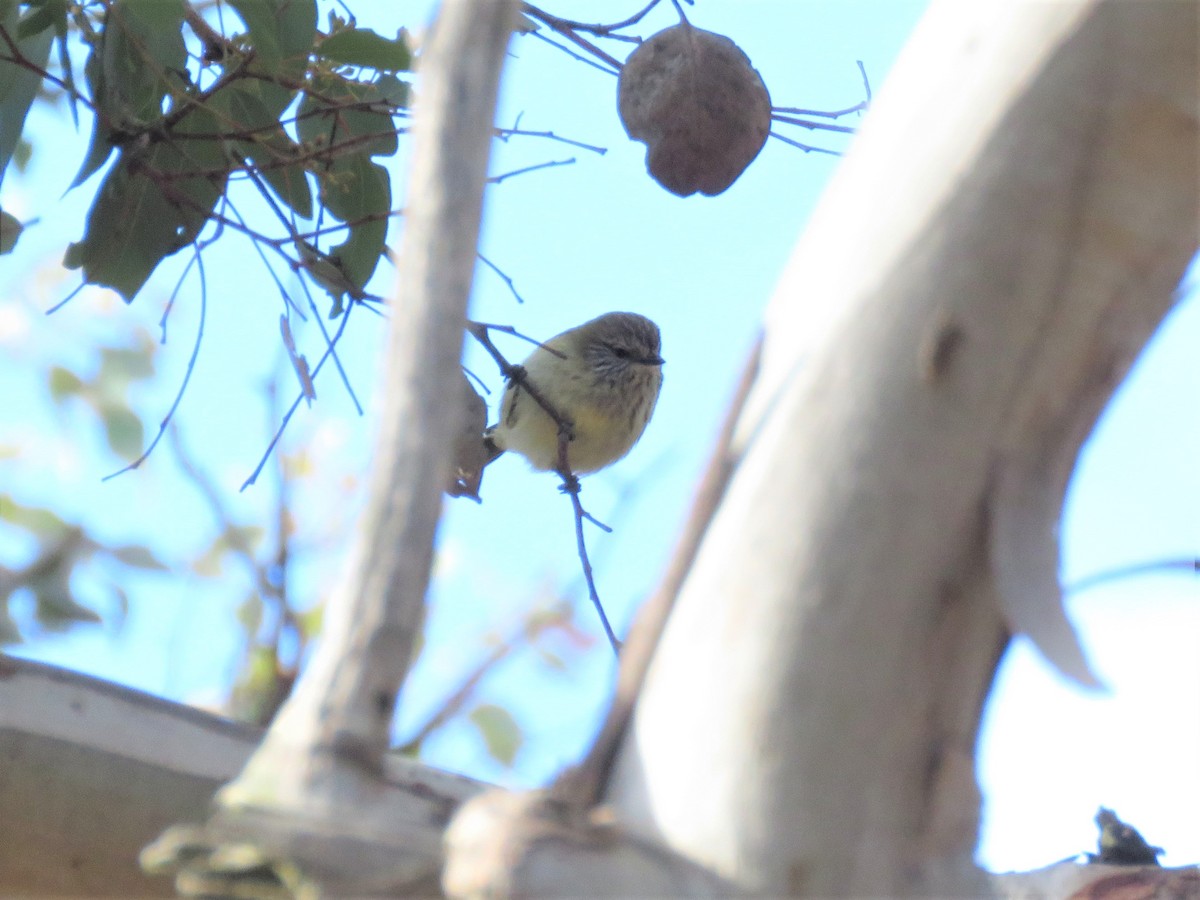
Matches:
[[17, 0, 66, 40], [467, 703, 522, 767], [297, 72, 399, 158], [11, 136, 30, 171], [28, 562, 103, 629], [259, 152, 313, 220], [223, 84, 313, 218], [0, 4, 53, 178], [64, 104, 229, 301], [100, 0, 187, 126], [47, 365, 83, 401], [100, 404, 144, 460], [0, 495, 71, 537], [110, 544, 169, 571], [228, 0, 316, 116], [373, 73, 410, 107], [70, 46, 115, 189], [236, 593, 263, 635], [325, 156, 389, 294], [0, 208, 22, 254], [296, 603, 323, 639], [99, 344, 155, 383], [534, 646, 568, 672], [319, 27, 411, 72]]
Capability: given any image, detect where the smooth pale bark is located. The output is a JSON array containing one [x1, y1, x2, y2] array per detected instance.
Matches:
[[605, 1, 1199, 896], [0, 658, 483, 896]]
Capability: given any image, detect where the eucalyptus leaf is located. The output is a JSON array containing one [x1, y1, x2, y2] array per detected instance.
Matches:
[[47, 365, 83, 401], [69, 46, 115, 189], [64, 104, 229, 301], [319, 27, 411, 73], [0, 4, 53, 178], [224, 84, 313, 218], [16, 0, 66, 40], [101, 0, 187, 127], [0, 495, 71, 537], [110, 544, 169, 571], [467, 703, 522, 767], [296, 72, 398, 158], [0, 208, 21, 254], [227, 0, 316, 117], [100, 405, 144, 460], [325, 156, 389, 294]]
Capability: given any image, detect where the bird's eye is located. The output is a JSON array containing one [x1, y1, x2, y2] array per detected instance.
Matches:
[[612, 347, 631, 359]]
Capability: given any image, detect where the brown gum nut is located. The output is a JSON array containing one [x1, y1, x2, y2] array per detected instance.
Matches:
[[618, 23, 772, 197]]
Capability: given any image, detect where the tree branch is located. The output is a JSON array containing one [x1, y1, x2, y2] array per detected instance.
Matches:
[[146, 2, 520, 893]]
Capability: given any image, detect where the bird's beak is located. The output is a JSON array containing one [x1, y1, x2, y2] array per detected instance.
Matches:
[[643, 354, 665, 366]]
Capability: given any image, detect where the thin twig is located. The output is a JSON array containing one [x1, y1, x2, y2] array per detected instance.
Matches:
[[527, 30, 620, 76], [771, 102, 868, 120], [476, 255, 526, 304], [0, 24, 90, 105], [519, 0, 664, 37], [522, 4, 626, 71], [857, 59, 873, 103], [224, 199, 305, 319], [767, 130, 843, 157], [103, 245, 209, 481], [488, 156, 575, 184], [557, 432, 619, 653], [241, 301, 357, 490], [234, 152, 361, 414], [44, 283, 85, 316], [496, 124, 608, 155], [770, 113, 857, 135], [394, 604, 572, 754]]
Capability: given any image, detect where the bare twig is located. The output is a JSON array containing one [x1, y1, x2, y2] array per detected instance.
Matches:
[[241, 301, 357, 490], [395, 604, 572, 754], [44, 283, 85, 316], [522, 4, 626, 71], [488, 156, 575, 183], [520, 1, 665, 37], [769, 113, 857, 134], [476, 254, 526, 304], [772, 102, 868, 120], [767, 130, 843, 157], [233, 154, 361, 412], [526, 30, 620, 75], [857, 59, 873, 103], [103, 244, 209, 480], [0, 24, 89, 104], [496, 122, 608, 155]]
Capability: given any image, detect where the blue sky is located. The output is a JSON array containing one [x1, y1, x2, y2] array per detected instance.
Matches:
[[2, 0, 1197, 874]]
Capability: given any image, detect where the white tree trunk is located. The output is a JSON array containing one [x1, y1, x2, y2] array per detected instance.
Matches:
[[605, 1, 1199, 896]]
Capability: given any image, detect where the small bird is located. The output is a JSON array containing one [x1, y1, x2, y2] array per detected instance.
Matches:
[[474, 312, 664, 491]]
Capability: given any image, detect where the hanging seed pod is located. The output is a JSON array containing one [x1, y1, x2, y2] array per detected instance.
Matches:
[[618, 22, 771, 197]]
